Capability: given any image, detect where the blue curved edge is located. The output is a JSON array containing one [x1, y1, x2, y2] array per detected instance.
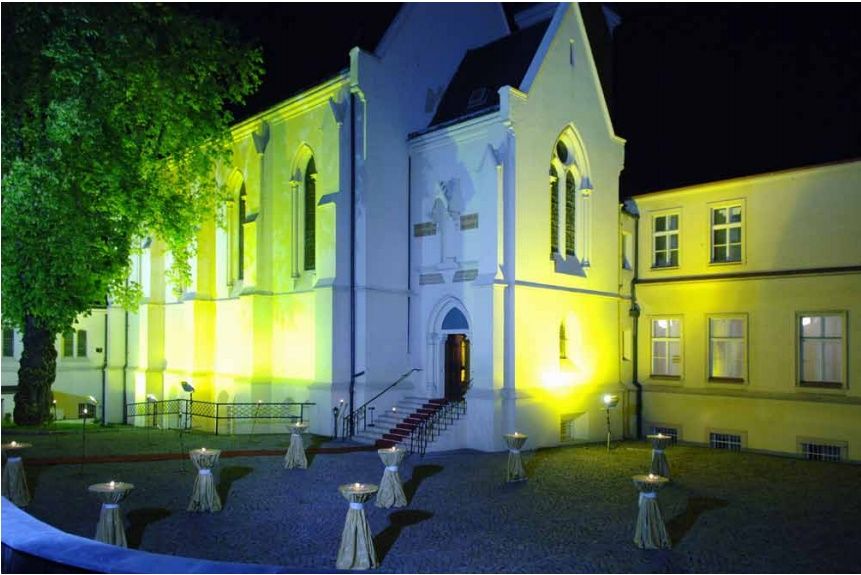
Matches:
[[1, 497, 296, 574]]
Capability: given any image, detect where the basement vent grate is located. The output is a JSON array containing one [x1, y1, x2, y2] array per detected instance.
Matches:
[[709, 432, 742, 451], [801, 442, 842, 462]]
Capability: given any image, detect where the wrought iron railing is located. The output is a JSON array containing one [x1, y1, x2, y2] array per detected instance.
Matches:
[[408, 395, 468, 457], [342, 368, 421, 438], [126, 399, 315, 435]]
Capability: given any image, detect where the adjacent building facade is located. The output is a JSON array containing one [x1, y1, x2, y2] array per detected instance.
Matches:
[[3, 3, 858, 460]]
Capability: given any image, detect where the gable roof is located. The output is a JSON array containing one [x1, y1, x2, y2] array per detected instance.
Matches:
[[429, 19, 551, 128]]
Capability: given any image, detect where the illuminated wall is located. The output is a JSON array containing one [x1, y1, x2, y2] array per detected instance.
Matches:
[[409, 3, 627, 451], [635, 161, 861, 460]]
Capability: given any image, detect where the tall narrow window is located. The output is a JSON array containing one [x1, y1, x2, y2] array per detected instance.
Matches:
[[559, 322, 567, 359], [2, 328, 14, 357], [549, 166, 559, 257], [238, 186, 246, 281], [76, 330, 88, 357], [63, 331, 75, 357], [711, 205, 742, 263], [653, 214, 679, 268], [304, 157, 316, 271], [651, 318, 682, 377], [709, 317, 746, 382], [799, 314, 844, 388], [565, 172, 576, 256]]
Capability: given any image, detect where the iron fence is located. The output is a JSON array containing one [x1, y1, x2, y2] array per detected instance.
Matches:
[[126, 399, 315, 435]]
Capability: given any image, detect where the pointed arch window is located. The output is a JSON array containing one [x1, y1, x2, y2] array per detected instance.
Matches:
[[559, 322, 568, 359], [304, 157, 316, 271], [550, 129, 592, 268], [238, 185, 246, 281], [565, 172, 576, 256]]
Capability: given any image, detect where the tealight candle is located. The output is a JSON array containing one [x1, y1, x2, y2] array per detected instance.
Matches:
[[201, 447, 206, 452], [10, 441, 17, 447], [648, 473, 656, 480], [109, 480, 116, 489], [353, 482, 361, 489]]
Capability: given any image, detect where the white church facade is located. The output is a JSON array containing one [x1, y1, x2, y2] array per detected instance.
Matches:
[[3, 3, 859, 460]]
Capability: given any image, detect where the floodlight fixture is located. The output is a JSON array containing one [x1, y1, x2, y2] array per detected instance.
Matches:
[[87, 395, 99, 405], [146, 394, 158, 403], [181, 381, 195, 393]]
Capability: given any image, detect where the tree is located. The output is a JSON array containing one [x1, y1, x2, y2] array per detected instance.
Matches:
[[2, 4, 263, 424]]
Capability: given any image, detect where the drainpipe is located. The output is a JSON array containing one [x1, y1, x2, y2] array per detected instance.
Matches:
[[629, 208, 642, 438], [101, 298, 108, 426], [348, 91, 357, 437], [122, 281, 129, 424]]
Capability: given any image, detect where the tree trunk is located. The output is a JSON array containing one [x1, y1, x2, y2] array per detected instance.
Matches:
[[13, 316, 56, 426]]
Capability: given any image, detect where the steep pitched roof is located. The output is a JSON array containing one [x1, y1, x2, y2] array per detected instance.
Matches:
[[429, 19, 551, 127]]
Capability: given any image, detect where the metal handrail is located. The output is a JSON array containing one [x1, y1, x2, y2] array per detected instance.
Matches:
[[407, 378, 472, 456], [126, 399, 315, 435], [342, 368, 421, 438]]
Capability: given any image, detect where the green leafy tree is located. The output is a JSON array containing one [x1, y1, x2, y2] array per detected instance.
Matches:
[[2, 4, 262, 424]]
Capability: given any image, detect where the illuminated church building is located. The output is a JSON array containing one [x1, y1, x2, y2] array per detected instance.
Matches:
[[3, 3, 860, 459]]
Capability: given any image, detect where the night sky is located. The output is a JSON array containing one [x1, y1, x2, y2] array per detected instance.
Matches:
[[190, 3, 861, 198]]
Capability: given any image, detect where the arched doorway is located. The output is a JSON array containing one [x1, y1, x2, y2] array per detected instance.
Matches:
[[427, 299, 472, 399], [441, 308, 470, 401]]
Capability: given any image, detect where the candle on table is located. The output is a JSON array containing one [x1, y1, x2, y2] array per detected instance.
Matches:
[[109, 480, 116, 489]]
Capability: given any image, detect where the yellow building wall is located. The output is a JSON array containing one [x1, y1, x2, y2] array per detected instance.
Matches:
[[635, 160, 861, 461]]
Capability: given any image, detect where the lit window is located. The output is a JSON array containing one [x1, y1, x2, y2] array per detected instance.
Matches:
[[799, 314, 844, 388], [2, 328, 14, 357], [711, 205, 742, 263], [651, 318, 681, 377], [709, 317, 746, 382], [653, 214, 679, 268]]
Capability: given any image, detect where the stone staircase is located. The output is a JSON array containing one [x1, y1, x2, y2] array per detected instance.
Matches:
[[352, 396, 449, 449]]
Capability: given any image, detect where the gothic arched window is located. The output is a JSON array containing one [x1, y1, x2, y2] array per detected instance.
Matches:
[[238, 185, 246, 280], [304, 157, 316, 271], [550, 129, 592, 267]]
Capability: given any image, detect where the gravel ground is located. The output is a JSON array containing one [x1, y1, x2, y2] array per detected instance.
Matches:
[[7, 426, 861, 573]]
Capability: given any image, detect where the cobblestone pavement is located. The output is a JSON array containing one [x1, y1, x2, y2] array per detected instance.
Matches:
[[10, 429, 861, 573]]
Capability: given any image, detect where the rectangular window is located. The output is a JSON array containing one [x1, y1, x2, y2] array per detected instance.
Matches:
[[76, 330, 88, 357], [2, 328, 14, 357], [799, 314, 844, 389], [653, 214, 679, 268], [709, 317, 746, 382], [651, 318, 682, 377], [709, 432, 742, 451], [711, 205, 742, 263], [63, 332, 75, 357]]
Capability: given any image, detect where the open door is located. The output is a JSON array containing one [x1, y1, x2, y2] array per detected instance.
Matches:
[[444, 334, 470, 400]]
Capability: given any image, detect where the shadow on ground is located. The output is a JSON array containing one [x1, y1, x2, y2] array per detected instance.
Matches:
[[126, 507, 172, 549], [373, 510, 434, 563], [667, 495, 729, 545], [403, 464, 443, 503], [217, 466, 253, 505]]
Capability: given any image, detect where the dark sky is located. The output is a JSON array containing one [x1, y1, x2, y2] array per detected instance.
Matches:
[[189, 3, 861, 197]]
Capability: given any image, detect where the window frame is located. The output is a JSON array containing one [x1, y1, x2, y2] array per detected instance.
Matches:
[[651, 211, 680, 269], [796, 311, 847, 390], [707, 314, 748, 383], [2, 328, 15, 358], [709, 201, 745, 265], [649, 316, 683, 380]]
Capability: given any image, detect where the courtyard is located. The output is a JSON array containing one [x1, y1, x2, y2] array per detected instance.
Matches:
[[4, 424, 861, 573]]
